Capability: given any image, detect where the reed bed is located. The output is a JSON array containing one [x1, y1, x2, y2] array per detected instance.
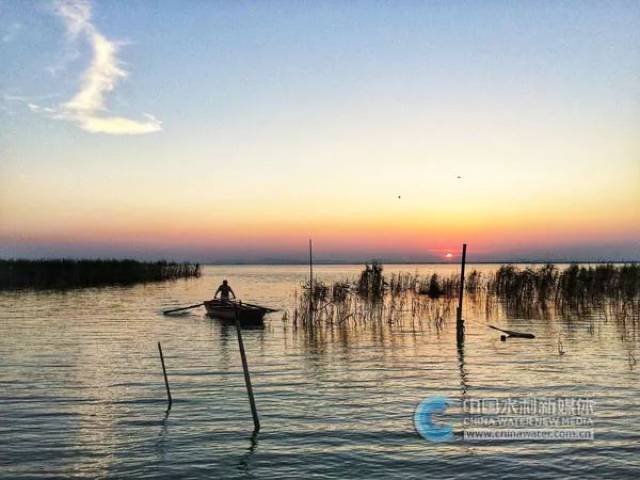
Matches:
[[0, 259, 201, 289], [488, 264, 640, 306], [287, 263, 640, 336], [290, 266, 456, 335]]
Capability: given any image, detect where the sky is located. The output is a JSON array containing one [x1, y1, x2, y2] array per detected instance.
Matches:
[[1, 0, 639, 262]]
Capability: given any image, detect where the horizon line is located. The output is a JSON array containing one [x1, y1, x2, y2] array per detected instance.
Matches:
[[2, 257, 639, 265]]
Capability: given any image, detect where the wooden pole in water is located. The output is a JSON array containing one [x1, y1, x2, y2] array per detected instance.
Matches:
[[309, 239, 314, 318], [234, 304, 260, 432], [157, 342, 172, 409], [456, 244, 467, 338]]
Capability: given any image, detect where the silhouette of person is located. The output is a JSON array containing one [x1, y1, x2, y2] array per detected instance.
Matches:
[[215, 279, 236, 301]]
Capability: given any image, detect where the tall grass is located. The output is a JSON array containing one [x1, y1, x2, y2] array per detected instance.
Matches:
[[356, 262, 385, 297], [288, 262, 640, 335], [488, 263, 640, 305], [0, 259, 201, 289]]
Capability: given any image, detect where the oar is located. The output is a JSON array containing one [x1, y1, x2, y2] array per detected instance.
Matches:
[[488, 325, 535, 339], [229, 299, 279, 313], [163, 303, 204, 315], [243, 301, 279, 313]]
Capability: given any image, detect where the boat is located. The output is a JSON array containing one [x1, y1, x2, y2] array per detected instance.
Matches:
[[204, 299, 267, 324]]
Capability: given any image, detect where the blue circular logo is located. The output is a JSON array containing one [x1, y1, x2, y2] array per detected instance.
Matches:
[[414, 396, 454, 442]]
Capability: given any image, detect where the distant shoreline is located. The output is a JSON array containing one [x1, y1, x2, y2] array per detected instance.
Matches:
[[1, 259, 639, 266], [196, 260, 640, 266], [0, 259, 201, 289]]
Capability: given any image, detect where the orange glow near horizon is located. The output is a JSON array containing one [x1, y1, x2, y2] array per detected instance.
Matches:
[[2, 202, 638, 260], [2, 153, 639, 260]]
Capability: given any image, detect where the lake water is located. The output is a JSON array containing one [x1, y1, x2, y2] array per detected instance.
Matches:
[[1, 264, 638, 479]]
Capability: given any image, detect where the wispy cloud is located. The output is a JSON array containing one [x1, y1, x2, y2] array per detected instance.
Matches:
[[28, 103, 57, 114], [31, 0, 162, 135]]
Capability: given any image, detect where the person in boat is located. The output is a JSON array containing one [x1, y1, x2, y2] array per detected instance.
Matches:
[[214, 279, 236, 301]]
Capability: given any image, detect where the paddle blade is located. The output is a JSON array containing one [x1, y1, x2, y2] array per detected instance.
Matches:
[[163, 303, 204, 315]]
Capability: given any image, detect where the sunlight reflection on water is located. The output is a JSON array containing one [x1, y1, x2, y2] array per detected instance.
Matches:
[[1, 265, 638, 479]]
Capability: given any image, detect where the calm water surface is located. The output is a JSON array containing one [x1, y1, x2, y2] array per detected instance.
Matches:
[[1, 265, 639, 479]]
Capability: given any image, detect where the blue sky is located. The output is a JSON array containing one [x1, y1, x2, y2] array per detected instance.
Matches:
[[1, 1, 639, 261]]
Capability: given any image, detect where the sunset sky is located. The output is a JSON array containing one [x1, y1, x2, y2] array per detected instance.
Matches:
[[1, 0, 639, 262]]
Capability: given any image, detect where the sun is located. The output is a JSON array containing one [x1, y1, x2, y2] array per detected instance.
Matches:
[[445, 253, 453, 259]]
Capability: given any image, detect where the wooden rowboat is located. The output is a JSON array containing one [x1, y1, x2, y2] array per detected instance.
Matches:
[[204, 300, 267, 324]]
